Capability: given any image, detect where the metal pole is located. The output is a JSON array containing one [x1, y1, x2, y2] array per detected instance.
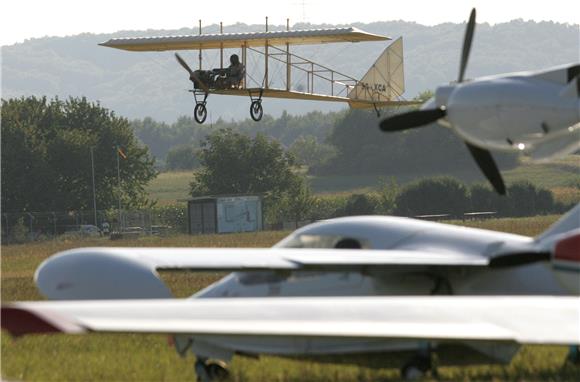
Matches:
[[242, 44, 247, 87], [90, 147, 98, 226], [52, 212, 57, 237], [27, 212, 33, 239], [265, 17, 269, 89], [117, 146, 122, 232], [286, 18, 290, 91], [220, 22, 223, 69], [198, 20, 202, 70], [3, 213, 9, 241]]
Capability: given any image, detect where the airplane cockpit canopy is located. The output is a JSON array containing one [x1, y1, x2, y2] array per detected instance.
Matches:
[[276, 234, 369, 249]]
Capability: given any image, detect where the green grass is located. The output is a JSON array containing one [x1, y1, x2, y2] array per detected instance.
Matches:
[[502, 155, 580, 189], [146, 170, 193, 204], [3, 216, 578, 381]]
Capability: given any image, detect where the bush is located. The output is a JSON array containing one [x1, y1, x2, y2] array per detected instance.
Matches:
[[375, 177, 399, 214], [10, 217, 29, 243], [469, 184, 506, 212], [337, 194, 378, 216], [395, 177, 469, 217], [504, 182, 556, 216], [151, 204, 188, 233]]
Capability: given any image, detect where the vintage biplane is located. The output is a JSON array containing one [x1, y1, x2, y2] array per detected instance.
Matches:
[[100, 24, 415, 123]]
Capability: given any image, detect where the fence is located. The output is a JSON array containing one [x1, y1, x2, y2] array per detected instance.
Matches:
[[1, 208, 186, 244], [1, 207, 499, 244]]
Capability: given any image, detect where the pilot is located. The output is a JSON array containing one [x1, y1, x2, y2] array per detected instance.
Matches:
[[225, 54, 245, 88]]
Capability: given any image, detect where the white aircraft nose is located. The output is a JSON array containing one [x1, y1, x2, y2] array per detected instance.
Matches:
[[35, 249, 172, 300]]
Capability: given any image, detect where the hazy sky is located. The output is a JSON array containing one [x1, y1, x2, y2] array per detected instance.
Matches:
[[1, 0, 579, 46]]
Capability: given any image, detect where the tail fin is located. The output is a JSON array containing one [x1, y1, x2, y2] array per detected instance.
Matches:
[[537, 204, 580, 243], [536, 204, 580, 294], [348, 37, 405, 105]]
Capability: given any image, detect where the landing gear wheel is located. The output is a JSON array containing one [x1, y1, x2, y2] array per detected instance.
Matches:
[[194, 358, 229, 382], [401, 355, 432, 380], [250, 100, 263, 121], [206, 360, 229, 380], [194, 103, 208, 124], [194, 359, 210, 382]]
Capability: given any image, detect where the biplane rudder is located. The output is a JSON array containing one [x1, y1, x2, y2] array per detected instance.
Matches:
[[347, 37, 405, 106]]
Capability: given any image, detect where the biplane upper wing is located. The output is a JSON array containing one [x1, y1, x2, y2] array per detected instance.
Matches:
[[99, 27, 389, 52], [3, 296, 579, 345]]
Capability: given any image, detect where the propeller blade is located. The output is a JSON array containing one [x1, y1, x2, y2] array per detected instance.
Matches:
[[465, 142, 506, 195], [379, 108, 446, 132], [174, 53, 194, 75], [458, 8, 476, 83], [174, 53, 210, 93]]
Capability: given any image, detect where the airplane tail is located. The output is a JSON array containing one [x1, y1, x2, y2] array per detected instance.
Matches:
[[348, 37, 405, 107], [537, 204, 580, 243], [535, 204, 580, 294]]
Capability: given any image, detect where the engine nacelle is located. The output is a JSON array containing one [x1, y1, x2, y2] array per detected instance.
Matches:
[[35, 248, 172, 300], [446, 77, 579, 152]]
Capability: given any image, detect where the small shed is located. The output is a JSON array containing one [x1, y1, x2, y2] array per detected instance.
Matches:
[[187, 195, 263, 235]]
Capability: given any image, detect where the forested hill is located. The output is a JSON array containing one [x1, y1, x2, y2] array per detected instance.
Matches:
[[2, 20, 578, 121]]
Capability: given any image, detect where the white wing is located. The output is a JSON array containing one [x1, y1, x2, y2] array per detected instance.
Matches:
[[3, 296, 578, 345], [42, 247, 491, 272]]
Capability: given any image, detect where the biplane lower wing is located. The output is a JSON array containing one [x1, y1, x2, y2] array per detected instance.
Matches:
[[210, 88, 420, 108], [211, 88, 350, 103]]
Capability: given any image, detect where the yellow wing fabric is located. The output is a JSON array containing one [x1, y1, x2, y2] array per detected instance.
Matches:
[[100, 27, 389, 52]]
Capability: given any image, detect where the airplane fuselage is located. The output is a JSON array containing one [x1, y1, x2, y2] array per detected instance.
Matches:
[[185, 216, 570, 362]]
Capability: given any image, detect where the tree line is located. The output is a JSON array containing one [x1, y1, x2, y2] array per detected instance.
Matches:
[[2, 96, 571, 227], [1, 96, 156, 213]]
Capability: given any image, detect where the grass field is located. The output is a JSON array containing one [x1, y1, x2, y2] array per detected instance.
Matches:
[[146, 171, 194, 205], [2, 215, 579, 381], [147, 155, 580, 203]]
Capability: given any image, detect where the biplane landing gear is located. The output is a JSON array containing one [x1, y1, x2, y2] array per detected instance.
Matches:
[[249, 89, 264, 121], [194, 358, 229, 382], [250, 100, 263, 121], [194, 103, 208, 124], [190, 90, 209, 124]]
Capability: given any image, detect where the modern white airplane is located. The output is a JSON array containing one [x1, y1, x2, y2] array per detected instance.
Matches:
[[2, 204, 579, 381], [379, 9, 580, 195]]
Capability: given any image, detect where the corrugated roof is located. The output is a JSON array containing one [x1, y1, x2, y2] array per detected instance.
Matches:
[[99, 27, 389, 51]]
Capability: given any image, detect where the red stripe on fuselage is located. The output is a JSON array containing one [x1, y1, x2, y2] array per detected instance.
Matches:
[[555, 232, 580, 262]]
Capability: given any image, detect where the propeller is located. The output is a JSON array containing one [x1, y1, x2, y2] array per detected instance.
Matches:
[[379, 107, 446, 132], [465, 143, 506, 195], [378, 8, 506, 195], [174, 53, 209, 93], [379, 8, 477, 133], [458, 8, 476, 83]]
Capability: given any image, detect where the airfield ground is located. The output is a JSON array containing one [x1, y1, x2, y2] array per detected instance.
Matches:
[[2, 214, 579, 381]]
